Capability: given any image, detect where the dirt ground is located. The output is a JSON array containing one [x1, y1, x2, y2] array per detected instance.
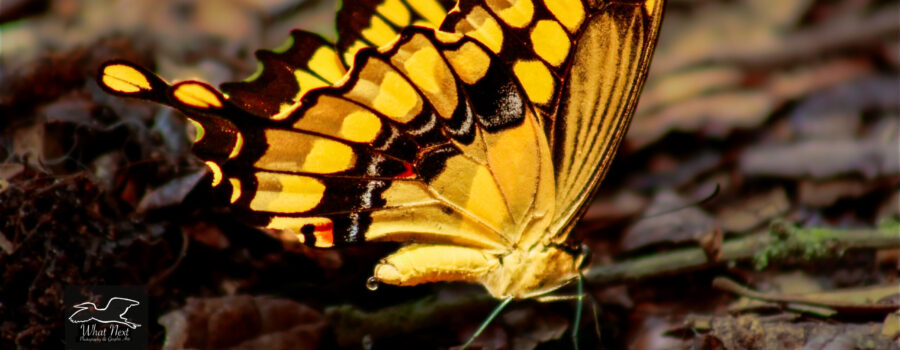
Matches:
[[1, 0, 898, 349]]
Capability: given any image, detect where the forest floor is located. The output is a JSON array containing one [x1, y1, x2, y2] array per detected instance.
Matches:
[[1, 0, 898, 349]]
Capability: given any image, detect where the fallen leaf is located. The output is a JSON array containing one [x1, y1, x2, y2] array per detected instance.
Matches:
[[583, 190, 648, 223], [740, 139, 899, 179], [629, 152, 722, 190], [787, 75, 900, 139], [502, 307, 568, 350], [136, 169, 207, 213], [630, 90, 774, 148], [622, 190, 717, 251], [798, 178, 893, 207], [181, 221, 229, 250], [717, 187, 791, 233], [715, 277, 900, 318], [159, 295, 326, 350], [638, 66, 743, 112]]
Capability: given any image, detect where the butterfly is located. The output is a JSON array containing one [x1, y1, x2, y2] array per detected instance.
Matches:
[[98, 0, 665, 301]]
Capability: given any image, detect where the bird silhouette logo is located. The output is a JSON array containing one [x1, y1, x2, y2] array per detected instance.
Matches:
[[67, 297, 142, 329]]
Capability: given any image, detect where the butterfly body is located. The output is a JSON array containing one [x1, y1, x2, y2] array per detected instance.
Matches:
[[98, 0, 665, 300]]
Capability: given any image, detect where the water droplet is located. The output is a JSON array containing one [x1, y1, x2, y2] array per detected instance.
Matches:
[[362, 334, 374, 350], [366, 277, 379, 291]]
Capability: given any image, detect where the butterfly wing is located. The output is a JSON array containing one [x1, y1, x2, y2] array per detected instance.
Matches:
[[548, 0, 665, 238], [97, 0, 666, 298]]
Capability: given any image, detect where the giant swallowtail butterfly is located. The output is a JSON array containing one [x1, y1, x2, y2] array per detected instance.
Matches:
[[98, 0, 665, 300]]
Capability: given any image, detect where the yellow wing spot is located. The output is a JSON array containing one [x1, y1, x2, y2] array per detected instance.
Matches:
[[340, 110, 382, 143], [403, 47, 443, 94], [434, 30, 463, 44], [295, 70, 330, 97], [513, 60, 554, 105], [304, 139, 355, 173], [376, 34, 405, 54], [544, 0, 584, 33], [343, 41, 370, 66], [186, 118, 205, 143], [397, 37, 458, 119], [411, 20, 434, 28], [531, 19, 570, 67], [228, 178, 241, 203], [362, 16, 398, 47], [376, 0, 411, 27], [308, 47, 346, 83], [173, 83, 223, 109], [293, 96, 371, 138], [456, 6, 504, 54], [228, 132, 244, 159], [250, 173, 326, 213], [101, 64, 152, 93], [255, 129, 355, 173], [407, 0, 447, 26], [270, 102, 302, 121], [205, 161, 223, 187], [372, 71, 421, 123], [444, 42, 491, 85], [486, 0, 534, 28], [380, 181, 437, 207], [268, 216, 320, 230], [267, 217, 335, 248]]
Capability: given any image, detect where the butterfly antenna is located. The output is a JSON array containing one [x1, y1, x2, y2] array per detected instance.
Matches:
[[460, 296, 513, 350], [641, 183, 720, 219]]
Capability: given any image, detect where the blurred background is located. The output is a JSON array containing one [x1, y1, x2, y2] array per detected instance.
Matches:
[[1, 0, 897, 349]]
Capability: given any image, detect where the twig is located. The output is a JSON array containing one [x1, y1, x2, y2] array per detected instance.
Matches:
[[712, 277, 898, 317], [584, 219, 900, 285]]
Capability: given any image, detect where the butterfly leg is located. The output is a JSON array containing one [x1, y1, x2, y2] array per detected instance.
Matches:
[[459, 296, 513, 350]]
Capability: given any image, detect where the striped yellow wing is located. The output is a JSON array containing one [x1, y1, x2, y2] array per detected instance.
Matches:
[[548, 0, 666, 238]]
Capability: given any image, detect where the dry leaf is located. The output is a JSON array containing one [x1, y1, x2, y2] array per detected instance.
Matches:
[[622, 190, 717, 251], [159, 295, 326, 350], [717, 188, 790, 233], [740, 139, 899, 179]]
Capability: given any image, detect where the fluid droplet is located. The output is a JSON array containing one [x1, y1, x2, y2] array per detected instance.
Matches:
[[362, 334, 374, 350], [366, 276, 379, 291]]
